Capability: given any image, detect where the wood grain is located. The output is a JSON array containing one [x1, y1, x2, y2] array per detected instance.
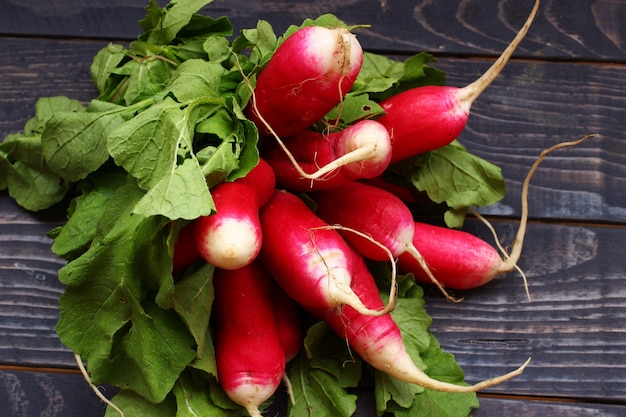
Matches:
[[0, 0, 625, 61]]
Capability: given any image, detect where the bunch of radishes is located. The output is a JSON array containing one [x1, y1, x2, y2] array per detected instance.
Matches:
[[172, 2, 542, 416]]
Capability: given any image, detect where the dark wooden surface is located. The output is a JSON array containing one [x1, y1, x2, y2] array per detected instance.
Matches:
[[1, 0, 625, 416]]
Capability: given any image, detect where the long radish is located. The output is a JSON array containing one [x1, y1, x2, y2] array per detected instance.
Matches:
[[271, 283, 305, 363], [312, 181, 454, 300], [193, 159, 275, 270], [259, 189, 395, 316], [213, 261, 286, 417], [377, 0, 540, 163], [263, 119, 392, 191], [246, 25, 363, 139], [310, 247, 530, 392], [398, 134, 597, 292]]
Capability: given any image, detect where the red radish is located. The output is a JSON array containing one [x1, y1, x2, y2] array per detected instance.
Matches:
[[259, 189, 394, 317], [233, 158, 276, 207], [311, 248, 530, 392], [213, 261, 285, 417], [171, 222, 202, 275], [312, 181, 454, 300], [398, 222, 508, 290], [397, 134, 597, 292], [263, 120, 392, 191], [246, 25, 363, 138], [271, 283, 305, 406], [359, 175, 420, 205], [377, 0, 540, 163], [193, 159, 275, 270]]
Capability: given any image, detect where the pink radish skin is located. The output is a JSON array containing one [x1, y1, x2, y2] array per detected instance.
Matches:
[[377, 0, 540, 163], [193, 159, 276, 270], [312, 181, 452, 299], [264, 120, 392, 192], [310, 248, 529, 392], [271, 283, 305, 362], [259, 189, 391, 317], [398, 222, 508, 290], [213, 262, 286, 417], [171, 222, 202, 275], [246, 25, 363, 138]]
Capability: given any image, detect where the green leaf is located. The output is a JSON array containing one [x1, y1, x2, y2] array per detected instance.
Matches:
[[162, 59, 223, 102], [0, 134, 69, 210], [286, 322, 361, 417], [288, 359, 358, 417], [41, 100, 137, 182], [132, 156, 214, 220], [49, 170, 128, 260], [173, 371, 240, 417], [141, 0, 217, 45], [172, 262, 215, 354], [56, 184, 194, 403], [113, 57, 175, 105], [105, 390, 176, 417], [394, 142, 506, 228], [91, 43, 128, 97]]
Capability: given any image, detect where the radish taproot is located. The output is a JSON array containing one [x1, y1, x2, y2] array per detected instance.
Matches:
[[259, 189, 395, 316], [263, 119, 392, 191], [213, 261, 286, 417], [397, 134, 597, 292], [246, 25, 363, 139], [377, 0, 540, 163], [193, 159, 275, 270], [310, 247, 530, 392], [312, 181, 454, 300]]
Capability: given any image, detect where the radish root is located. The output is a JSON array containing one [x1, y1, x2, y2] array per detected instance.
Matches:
[[459, 0, 541, 105], [310, 224, 398, 315], [75, 353, 125, 417], [470, 133, 598, 299]]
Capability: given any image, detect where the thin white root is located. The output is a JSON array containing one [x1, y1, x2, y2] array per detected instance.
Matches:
[[304, 142, 379, 180], [310, 225, 398, 315], [460, 0, 541, 104], [468, 133, 598, 300], [404, 244, 463, 303], [469, 207, 531, 301], [282, 373, 296, 406], [74, 353, 125, 417]]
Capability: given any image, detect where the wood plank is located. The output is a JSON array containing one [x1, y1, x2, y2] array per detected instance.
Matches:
[[1, 37, 624, 223], [0, 0, 625, 62], [2, 370, 625, 417]]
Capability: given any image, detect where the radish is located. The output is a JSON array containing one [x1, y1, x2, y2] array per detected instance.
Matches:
[[312, 181, 454, 300], [246, 25, 363, 139], [262, 120, 392, 191], [171, 222, 202, 275], [377, 0, 540, 163], [311, 248, 530, 392], [213, 261, 285, 417], [193, 159, 275, 270], [259, 189, 395, 317], [271, 284, 305, 363], [397, 134, 597, 292]]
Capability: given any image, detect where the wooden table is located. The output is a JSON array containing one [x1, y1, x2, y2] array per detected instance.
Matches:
[[1, 0, 625, 416]]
